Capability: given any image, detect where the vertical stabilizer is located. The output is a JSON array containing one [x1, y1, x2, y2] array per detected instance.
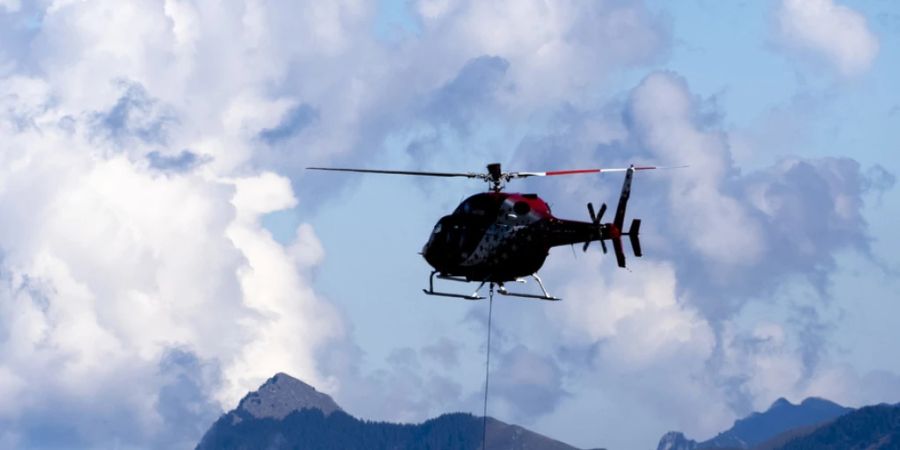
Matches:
[[613, 166, 634, 230], [613, 166, 641, 268]]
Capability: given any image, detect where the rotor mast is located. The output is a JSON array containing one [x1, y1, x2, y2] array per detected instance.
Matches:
[[486, 163, 505, 192]]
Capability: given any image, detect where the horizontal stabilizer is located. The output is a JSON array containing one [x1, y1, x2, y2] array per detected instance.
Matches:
[[628, 219, 642, 258]]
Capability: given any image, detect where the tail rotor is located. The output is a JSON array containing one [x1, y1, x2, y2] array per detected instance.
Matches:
[[583, 202, 608, 254]]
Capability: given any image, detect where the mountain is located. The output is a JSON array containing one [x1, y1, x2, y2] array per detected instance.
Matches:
[[235, 372, 342, 419], [749, 423, 824, 450], [656, 397, 852, 450], [774, 403, 900, 450], [196, 372, 601, 450], [702, 397, 853, 449], [657, 431, 701, 450]]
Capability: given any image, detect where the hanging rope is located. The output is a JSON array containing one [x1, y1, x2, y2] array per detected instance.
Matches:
[[481, 283, 495, 450]]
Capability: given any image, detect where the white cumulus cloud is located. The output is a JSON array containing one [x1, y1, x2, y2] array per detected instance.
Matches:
[[0, 2, 355, 447], [776, 0, 879, 76], [0, 121, 344, 447]]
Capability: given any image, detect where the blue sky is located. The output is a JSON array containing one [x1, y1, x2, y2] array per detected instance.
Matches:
[[0, 0, 898, 449]]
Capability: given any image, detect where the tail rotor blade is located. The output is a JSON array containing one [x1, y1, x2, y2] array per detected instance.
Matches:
[[587, 202, 597, 223]]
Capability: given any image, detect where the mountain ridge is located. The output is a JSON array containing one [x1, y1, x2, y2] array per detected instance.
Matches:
[[774, 403, 900, 450], [656, 397, 852, 450], [196, 372, 603, 450], [197, 373, 900, 450]]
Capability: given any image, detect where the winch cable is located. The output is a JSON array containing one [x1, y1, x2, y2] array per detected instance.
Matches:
[[481, 284, 495, 450]]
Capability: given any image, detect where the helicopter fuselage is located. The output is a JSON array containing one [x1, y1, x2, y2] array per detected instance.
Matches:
[[422, 192, 615, 283]]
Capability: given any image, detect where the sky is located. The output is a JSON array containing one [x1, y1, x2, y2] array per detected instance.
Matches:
[[0, 0, 898, 449]]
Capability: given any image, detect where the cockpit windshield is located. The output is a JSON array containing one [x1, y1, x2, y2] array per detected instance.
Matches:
[[452, 193, 503, 219]]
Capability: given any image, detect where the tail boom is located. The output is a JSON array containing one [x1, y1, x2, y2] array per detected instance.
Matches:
[[547, 165, 644, 268]]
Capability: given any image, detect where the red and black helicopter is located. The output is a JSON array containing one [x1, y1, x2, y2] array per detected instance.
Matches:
[[307, 163, 670, 301]]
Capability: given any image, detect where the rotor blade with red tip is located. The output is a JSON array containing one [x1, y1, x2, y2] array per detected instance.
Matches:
[[306, 167, 481, 178], [513, 165, 686, 178]]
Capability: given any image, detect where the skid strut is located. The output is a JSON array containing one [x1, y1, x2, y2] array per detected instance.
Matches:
[[496, 273, 560, 301]]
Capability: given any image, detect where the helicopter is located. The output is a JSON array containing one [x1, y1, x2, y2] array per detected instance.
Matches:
[[307, 162, 669, 301]]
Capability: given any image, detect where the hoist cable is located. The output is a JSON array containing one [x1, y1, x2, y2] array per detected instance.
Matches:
[[481, 284, 494, 450]]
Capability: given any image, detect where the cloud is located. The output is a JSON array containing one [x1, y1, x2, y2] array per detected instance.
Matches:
[[491, 345, 568, 423], [421, 337, 462, 369], [258, 104, 319, 145], [804, 367, 900, 407], [92, 81, 176, 145], [0, 2, 674, 446], [627, 72, 765, 269], [424, 55, 510, 132], [513, 71, 890, 313], [0, 0, 20, 13], [325, 345, 466, 423], [0, 53, 345, 450], [616, 72, 886, 309], [776, 0, 880, 76], [154, 349, 224, 448], [147, 149, 208, 172], [506, 70, 895, 442], [412, 0, 668, 109], [864, 164, 897, 202], [548, 260, 732, 438]]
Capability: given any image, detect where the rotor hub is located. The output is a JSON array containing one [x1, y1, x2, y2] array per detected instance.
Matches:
[[486, 163, 505, 192]]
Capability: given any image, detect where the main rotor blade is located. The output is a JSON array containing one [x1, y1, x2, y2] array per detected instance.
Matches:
[[306, 167, 481, 178], [513, 165, 687, 178]]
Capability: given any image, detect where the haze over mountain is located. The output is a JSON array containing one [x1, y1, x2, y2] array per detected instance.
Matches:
[[196, 373, 604, 450]]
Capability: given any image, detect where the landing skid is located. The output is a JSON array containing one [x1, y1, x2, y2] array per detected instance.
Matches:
[[423, 272, 485, 300], [423, 271, 560, 301]]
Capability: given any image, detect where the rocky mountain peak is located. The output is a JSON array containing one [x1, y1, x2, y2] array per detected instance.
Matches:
[[236, 372, 342, 419], [656, 431, 697, 450]]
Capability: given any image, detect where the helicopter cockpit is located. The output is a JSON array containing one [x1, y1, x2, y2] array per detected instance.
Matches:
[[421, 194, 506, 269], [452, 193, 504, 219]]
